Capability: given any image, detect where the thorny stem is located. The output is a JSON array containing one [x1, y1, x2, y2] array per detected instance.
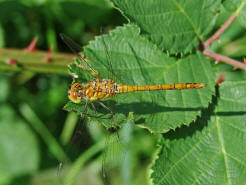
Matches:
[[203, 50, 246, 71], [204, 13, 237, 48], [0, 48, 73, 75], [202, 12, 246, 71]]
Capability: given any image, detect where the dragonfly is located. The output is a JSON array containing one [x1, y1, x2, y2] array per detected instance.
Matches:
[[60, 32, 206, 183], [60, 34, 206, 120]]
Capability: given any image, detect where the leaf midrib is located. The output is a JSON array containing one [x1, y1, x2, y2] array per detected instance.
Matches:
[[215, 115, 230, 185], [158, 129, 213, 184], [171, 0, 201, 39]]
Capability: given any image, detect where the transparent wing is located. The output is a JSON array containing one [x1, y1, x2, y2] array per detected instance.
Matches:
[[60, 33, 98, 77], [101, 117, 134, 184], [99, 28, 126, 128], [100, 28, 116, 81], [57, 116, 92, 176], [102, 129, 123, 184]]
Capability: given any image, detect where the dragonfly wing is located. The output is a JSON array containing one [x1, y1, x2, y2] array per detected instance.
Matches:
[[100, 32, 116, 81], [99, 31, 126, 127], [101, 118, 134, 184], [100, 27, 126, 83], [60, 33, 98, 77], [57, 116, 89, 176], [101, 129, 123, 184]]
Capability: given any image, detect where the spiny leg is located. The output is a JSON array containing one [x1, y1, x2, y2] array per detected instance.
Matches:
[[98, 101, 114, 120], [89, 100, 97, 115], [98, 101, 113, 115], [70, 106, 96, 118], [81, 99, 89, 118]]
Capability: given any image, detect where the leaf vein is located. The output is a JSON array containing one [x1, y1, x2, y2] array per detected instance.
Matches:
[[171, 0, 201, 39], [158, 125, 213, 183], [220, 118, 246, 135], [189, 56, 203, 106], [215, 115, 231, 184], [191, 154, 221, 185]]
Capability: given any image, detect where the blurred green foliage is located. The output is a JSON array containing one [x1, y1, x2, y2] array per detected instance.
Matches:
[[0, 0, 157, 185], [0, 0, 125, 50]]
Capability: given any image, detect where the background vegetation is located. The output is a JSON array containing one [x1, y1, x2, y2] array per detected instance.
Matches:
[[0, 0, 246, 185], [0, 0, 156, 185]]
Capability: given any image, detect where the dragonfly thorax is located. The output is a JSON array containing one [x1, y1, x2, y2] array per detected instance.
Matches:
[[68, 79, 119, 103]]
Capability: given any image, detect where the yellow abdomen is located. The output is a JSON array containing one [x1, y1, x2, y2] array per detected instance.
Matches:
[[84, 79, 206, 101], [117, 83, 206, 93]]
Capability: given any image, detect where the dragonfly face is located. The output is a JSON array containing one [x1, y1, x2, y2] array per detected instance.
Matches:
[[68, 83, 83, 103]]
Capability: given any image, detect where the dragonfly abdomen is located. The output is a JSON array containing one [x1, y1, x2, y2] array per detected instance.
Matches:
[[117, 83, 206, 93], [68, 79, 206, 103]]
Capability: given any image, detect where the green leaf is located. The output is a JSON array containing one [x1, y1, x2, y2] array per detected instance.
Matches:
[[223, 0, 246, 27], [0, 104, 39, 182], [213, 63, 246, 82], [238, 1, 246, 27], [151, 81, 246, 185], [111, 0, 220, 54], [223, 0, 243, 11], [67, 24, 215, 133], [223, 0, 246, 11]]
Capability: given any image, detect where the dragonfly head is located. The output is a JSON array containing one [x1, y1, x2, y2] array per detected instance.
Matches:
[[68, 83, 83, 103]]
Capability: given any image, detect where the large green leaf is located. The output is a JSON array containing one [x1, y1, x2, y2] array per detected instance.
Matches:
[[111, 0, 220, 54], [151, 81, 246, 185], [65, 24, 215, 133]]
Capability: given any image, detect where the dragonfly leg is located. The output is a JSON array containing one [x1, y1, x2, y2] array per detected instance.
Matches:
[[98, 101, 114, 117], [81, 99, 88, 117], [89, 100, 97, 114], [69, 101, 99, 118]]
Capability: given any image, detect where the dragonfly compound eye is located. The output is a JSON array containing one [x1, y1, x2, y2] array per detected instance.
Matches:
[[68, 89, 82, 103]]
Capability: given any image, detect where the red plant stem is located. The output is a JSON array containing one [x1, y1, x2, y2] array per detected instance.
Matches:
[[204, 13, 237, 48], [203, 50, 246, 70]]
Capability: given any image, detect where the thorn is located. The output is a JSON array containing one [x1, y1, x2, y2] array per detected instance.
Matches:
[[43, 45, 53, 63], [6, 59, 17, 66], [215, 58, 220, 64], [233, 59, 246, 70], [25, 37, 38, 52], [243, 58, 246, 65], [43, 56, 53, 63], [215, 36, 221, 43], [215, 73, 225, 85]]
